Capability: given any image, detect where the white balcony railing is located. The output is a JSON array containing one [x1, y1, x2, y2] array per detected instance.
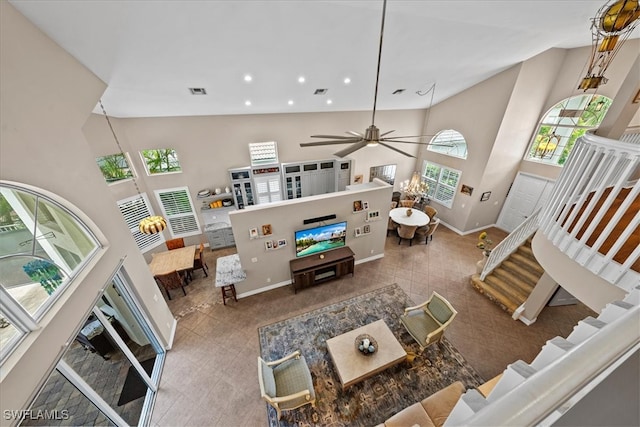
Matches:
[[538, 131, 640, 290]]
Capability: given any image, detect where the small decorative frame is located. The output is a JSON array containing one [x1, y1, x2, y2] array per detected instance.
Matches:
[[249, 227, 259, 239], [354, 227, 362, 237], [461, 184, 474, 196], [353, 200, 364, 212], [354, 174, 364, 184], [262, 224, 273, 236], [366, 210, 381, 222], [362, 201, 369, 210], [363, 224, 371, 234], [277, 238, 287, 247], [265, 240, 273, 250], [480, 191, 492, 202]]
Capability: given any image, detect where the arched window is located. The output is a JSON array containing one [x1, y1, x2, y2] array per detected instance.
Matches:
[[0, 183, 100, 362], [526, 94, 612, 166], [427, 129, 468, 159]]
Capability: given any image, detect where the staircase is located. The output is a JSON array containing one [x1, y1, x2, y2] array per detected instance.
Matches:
[[445, 285, 640, 426], [470, 239, 544, 314]]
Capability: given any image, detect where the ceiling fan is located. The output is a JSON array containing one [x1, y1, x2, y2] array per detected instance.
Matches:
[[300, 0, 449, 158]]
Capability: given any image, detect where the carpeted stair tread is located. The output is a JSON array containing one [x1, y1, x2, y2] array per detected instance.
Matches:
[[492, 266, 536, 294], [517, 244, 535, 259], [470, 274, 520, 314], [509, 252, 544, 276], [500, 260, 542, 286], [484, 274, 530, 304]]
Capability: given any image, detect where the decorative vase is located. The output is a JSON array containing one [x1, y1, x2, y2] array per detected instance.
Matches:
[[406, 208, 413, 217]]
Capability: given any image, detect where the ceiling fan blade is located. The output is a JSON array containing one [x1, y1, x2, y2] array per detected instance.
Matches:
[[380, 139, 455, 147], [346, 131, 364, 137], [378, 142, 416, 158], [300, 139, 363, 147], [382, 134, 435, 140], [380, 130, 395, 137], [311, 134, 358, 139], [333, 141, 369, 158]]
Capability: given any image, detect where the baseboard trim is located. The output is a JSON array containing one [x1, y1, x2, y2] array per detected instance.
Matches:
[[237, 279, 291, 299], [356, 253, 384, 264], [440, 221, 498, 236], [166, 318, 178, 350]]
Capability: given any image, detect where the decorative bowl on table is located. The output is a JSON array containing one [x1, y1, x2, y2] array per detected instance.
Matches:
[[355, 334, 378, 356]]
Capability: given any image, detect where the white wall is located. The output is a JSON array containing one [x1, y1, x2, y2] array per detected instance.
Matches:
[[229, 180, 393, 294], [0, 2, 175, 416]]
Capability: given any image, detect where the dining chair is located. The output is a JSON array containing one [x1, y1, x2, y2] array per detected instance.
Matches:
[[397, 224, 418, 246], [166, 237, 185, 250], [191, 243, 209, 278], [415, 218, 440, 245], [399, 199, 416, 208], [154, 270, 187, 300], [423, 205, 438, 219]]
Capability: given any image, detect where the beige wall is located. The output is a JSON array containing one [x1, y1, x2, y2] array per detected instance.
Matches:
[[82, 109, 426, 250], [0, 2, 175, 416], [229, 180, 393, 294]]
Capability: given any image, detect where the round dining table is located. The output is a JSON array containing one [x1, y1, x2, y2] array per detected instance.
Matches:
[[389, 207, 430, 227]]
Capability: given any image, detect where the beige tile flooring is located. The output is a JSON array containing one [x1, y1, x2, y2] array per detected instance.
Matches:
[[151, 226, 595, 426]]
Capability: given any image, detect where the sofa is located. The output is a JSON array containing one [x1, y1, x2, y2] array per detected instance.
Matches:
[[375, 381, 465, 427]]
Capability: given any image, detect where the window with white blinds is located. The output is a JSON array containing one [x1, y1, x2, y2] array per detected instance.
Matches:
[[155, 187, 201, 237], [422, 161, 461, 209], [117, 193, 165, 252]]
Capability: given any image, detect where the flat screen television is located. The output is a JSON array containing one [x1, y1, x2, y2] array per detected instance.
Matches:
[[295, 221, 347, 257]]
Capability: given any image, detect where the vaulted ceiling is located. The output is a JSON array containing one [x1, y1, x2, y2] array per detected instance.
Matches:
[[10, 0, 633, 118]]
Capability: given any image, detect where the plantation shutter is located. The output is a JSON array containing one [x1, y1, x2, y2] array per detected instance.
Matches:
[[155, 187, 201, 237], [117, 194, 165, 252]]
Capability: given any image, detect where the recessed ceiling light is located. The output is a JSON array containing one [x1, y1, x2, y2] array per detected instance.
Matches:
[[245, 100, 252, 106], [288, 100, 294, 105], [298, 76, 306, 84], [326, 99, 333, 105], [343, 77, 351, 84], [188, 87, 207, 95], [244, 74, 253, 82]]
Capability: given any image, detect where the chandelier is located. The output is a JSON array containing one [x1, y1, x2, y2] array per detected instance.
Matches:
[[579, 0, 640, 90], [99, 101, 167, 235], [400, 172, 429, 199]]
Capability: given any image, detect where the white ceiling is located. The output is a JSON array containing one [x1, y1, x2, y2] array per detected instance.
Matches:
[[10, 0, 632, 118]]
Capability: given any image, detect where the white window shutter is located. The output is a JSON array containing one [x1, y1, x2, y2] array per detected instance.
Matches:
[[155, 187, 201, 237], [117, 194, 165, 252]]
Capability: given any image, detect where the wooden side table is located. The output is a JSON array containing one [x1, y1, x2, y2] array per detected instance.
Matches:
[[215, 254, 246, 305]]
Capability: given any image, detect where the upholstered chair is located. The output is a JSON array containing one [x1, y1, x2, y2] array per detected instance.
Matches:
[[423, 206, 438, 219], [190, 243, 209, 278], [154, 270, 187, 300], [400, 291, 457, 352], [258, 350, 316, 420], [415, 218, 440, 244], [397, 224, 418, 246], [391, 201, 398, 209], [166, 237, 185, 250], [399, 199, 416, 208]]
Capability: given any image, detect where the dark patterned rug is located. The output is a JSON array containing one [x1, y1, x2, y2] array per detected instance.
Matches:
[[258, 284, 484, 427]]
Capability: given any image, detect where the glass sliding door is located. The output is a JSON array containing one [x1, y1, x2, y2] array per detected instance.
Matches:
[[23, 267, 165, 426]]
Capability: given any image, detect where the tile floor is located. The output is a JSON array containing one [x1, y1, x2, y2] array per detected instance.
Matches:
[[151, 226, 595, 426]]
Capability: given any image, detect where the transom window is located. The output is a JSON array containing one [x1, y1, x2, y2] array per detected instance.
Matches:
[[95, 153, 135, 184], [0, 183, 100, 362], [249, 141, 279, 166], [526, 94, 612, 166], [140, 148, 182, 175], [422, 161, 462, 209], [427, 129, 468, 159]]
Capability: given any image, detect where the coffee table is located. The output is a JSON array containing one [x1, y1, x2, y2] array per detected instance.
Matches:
[[326, 319, 407, 389]]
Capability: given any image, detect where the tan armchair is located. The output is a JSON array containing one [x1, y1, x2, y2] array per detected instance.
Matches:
[[258, 350, 316, 420], [415, 218, 441, 245], [397, 224, 418, 246], [423, 205, 438, 219], [400, 291, 457, 352]]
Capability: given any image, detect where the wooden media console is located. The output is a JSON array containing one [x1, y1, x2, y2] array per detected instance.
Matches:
[[289, 246, 355, 293]]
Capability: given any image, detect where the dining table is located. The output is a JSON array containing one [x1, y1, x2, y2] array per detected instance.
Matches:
[[389, 207, 430, 227], [148, 245, 197, 278]]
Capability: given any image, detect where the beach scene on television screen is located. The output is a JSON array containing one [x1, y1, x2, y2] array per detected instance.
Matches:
[[295, 222, 347, 257]]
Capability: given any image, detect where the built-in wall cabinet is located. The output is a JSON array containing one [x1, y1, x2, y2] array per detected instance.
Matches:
[[230, 159, 352, 207]]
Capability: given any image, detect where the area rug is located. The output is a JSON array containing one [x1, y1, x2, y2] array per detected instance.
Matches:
[[117, 357, 155, 406], [258, 284, 484, 427]]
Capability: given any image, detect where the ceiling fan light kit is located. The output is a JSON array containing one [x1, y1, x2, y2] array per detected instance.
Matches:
[[299, 0, 449, 159]]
